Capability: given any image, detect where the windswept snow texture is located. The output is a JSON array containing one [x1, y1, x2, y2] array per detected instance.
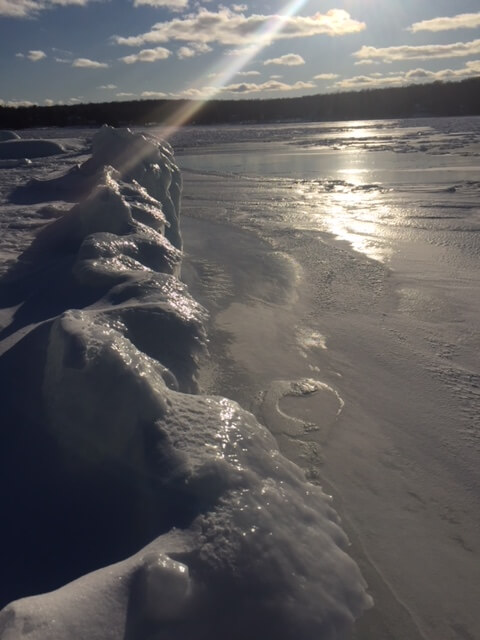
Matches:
[[0, 126, 371, 640]]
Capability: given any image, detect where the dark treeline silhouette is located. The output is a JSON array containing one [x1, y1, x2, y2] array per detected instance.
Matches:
[[1, 77, 480, 130]]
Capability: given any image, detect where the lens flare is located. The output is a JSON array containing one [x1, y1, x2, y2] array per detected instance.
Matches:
[[158, 0, 310, 138]]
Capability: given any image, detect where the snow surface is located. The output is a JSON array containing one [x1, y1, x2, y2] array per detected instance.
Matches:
[[0, 126, 371, 639]]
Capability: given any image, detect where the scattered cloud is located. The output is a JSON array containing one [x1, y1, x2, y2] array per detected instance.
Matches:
[[98, 83, 117, 89], [176, 42, 211, 59], [313, 72, 338, 80], [409, 12, 480, 33], [44, 98, 55, 105], [264, 53, 305, 66], [114, 8, 365, 48], [177, 45, 195, 58], [16, 49, 47, 60], [354, 39, 480, 63], [236, 70, 260, 76], [140, 90, 168, 98], [270, 74, 282, 79], [116, 92, 137, 97], [222, 79, 316, 94], [226, 45, 258, 57], [332, 60, 480, 91], [28, 49, 47, 61], [168, 77, 317, 99], [133, 0, 188, 10], [72, 57, 109, 67], [16, 49, 47, 62], [0, 1, 39, 18], [121, 46, 171, 63], [0, 0, 103, 19], [172, 87, 213, 98], [0, 98, 36, 107]]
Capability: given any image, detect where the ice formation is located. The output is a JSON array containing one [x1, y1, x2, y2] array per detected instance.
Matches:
[[0, 138, 65, 159], [0, 126, 371, 639], [0, 130, 20, 142]]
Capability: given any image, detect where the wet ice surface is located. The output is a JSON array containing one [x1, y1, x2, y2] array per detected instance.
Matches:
[[172, 117, 480, 640]]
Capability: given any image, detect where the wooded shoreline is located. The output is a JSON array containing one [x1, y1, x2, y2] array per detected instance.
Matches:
[[1, 77, 479, 130]]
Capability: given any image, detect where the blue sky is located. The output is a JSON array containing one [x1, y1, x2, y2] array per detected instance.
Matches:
[[1, 0, 480, 106]]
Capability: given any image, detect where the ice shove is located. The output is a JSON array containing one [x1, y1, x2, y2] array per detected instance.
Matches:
[[0, 126, 371, 639]]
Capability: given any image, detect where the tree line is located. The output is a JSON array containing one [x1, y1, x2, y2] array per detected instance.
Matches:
[[1, 77, 479, 130]]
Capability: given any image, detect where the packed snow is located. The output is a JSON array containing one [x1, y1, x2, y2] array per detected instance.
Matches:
[[0, 126, 371, 639]]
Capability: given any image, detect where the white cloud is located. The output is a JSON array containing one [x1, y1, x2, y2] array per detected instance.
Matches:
[[44, 98, 55, 105], [354, 39, 480, 63], [409, 12, 480, 33], [0, 98, 37, 107], [28, 49, 47, 61], [222, 79, 316, 94], [226, 45, 258, 57], [141, 90, 168, 98], [113, 8, 365, 47], [0, 1, 39, 17], [176, 42, 211, 58], [16, 49, 47, 61], [98, 83, 117, 89], [133, 0, 188, 10], [332, 60, 480, 90], [236, 70, 260, 76], [231, 3, 247, 10], [269, 74, 282, 79], [172, 87, 214, 98], [50, 0, 98, 5], [0, 0, 103, 18], [264, 53, 305, 66], [72, 57, 109, 67], [121, 46, 171, 63], [169, 77, 317, 99], [313, 72, 338, 80], [177, 45, 195, 58]]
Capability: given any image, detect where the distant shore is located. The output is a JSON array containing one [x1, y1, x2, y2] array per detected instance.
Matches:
[[1, 76, 479, 131]]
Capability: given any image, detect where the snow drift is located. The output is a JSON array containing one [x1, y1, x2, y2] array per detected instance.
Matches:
[[0, 138, 65, 159], [0, 126, 371, 639]]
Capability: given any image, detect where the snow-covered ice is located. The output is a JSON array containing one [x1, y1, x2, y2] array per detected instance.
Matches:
[[0, 126, 372, 639]]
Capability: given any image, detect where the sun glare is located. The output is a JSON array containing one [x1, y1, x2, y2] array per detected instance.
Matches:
[[158, 0, 310, 139]]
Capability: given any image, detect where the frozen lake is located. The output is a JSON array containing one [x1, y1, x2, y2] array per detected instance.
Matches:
[[0, 117, 478, 640], [167, 117, 480, 640]]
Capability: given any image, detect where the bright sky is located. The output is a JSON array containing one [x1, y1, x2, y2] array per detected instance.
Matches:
[[1, 0, 479, 106]]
